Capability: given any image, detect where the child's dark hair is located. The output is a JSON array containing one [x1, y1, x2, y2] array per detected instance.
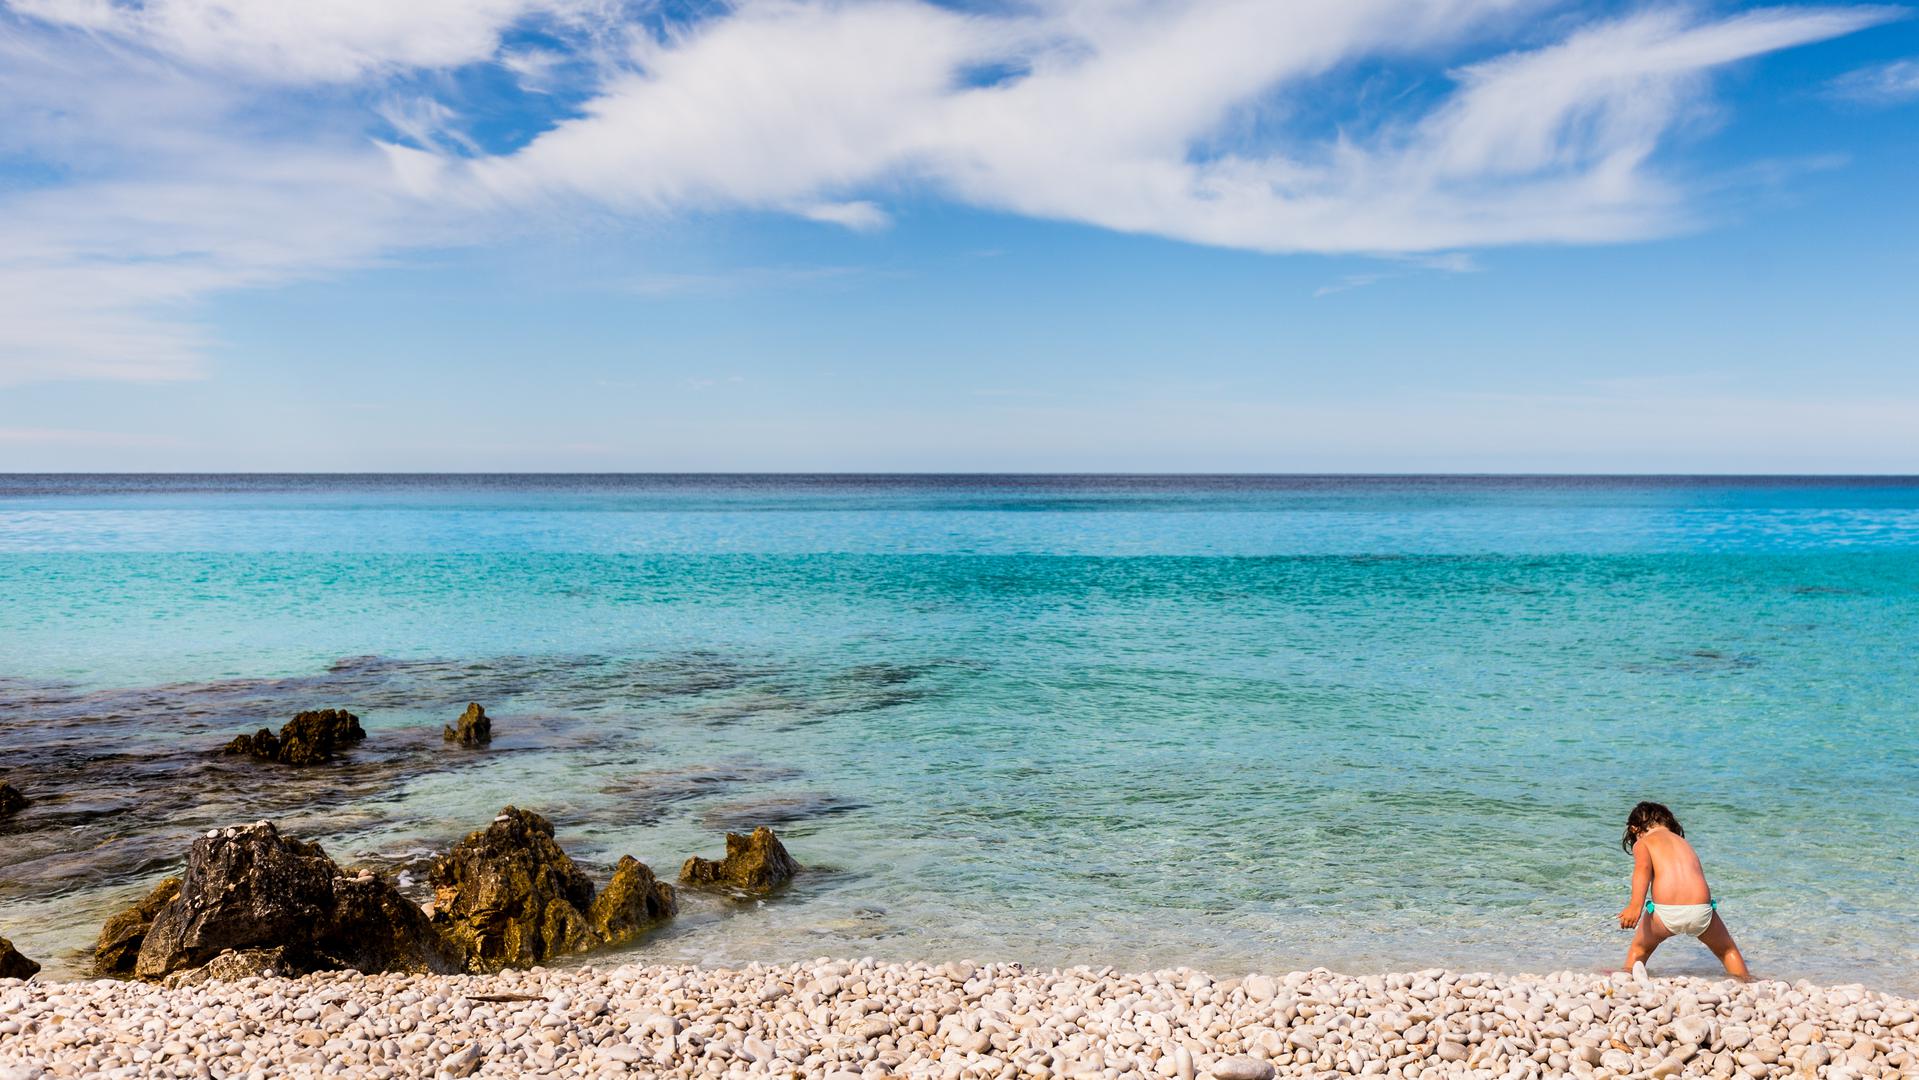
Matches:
[[1622, 801, 1684, 853]]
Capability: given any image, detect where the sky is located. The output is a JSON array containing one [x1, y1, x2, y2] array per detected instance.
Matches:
[[1, 0, 1915, 473]]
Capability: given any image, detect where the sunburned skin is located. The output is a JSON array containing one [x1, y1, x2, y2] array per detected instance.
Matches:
[[1616, 824, 1751, 980]]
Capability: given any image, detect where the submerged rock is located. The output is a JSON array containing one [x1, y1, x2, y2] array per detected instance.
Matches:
[[95, 876, 182, 974], [130, 821, 457, 982], [0, 779, 25, 815], [428, 807, 675, 971], [0, 935, 39, 979], [680, 826, 800, 893], [443, 702, 492, 747], [223, 709, 366, 766]]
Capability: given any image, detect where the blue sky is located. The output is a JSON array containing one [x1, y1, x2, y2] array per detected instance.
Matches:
[[1, 0, 1915, 472]]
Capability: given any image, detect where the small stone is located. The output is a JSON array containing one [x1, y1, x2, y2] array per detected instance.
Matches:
[[1208, 1057, 1275, 1080], [1243, 974, 1277, 1003], [1673, 1015, 1712, 1046], [438, 1042, 482, 1077]]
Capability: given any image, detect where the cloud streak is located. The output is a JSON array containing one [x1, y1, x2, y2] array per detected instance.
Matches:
[[1825, 57, 1919, 103]]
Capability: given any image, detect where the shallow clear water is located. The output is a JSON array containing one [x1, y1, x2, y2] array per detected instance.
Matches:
[[1, 475, 1916, 990]]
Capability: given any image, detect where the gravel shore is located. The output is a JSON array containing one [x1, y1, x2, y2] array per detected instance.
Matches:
[[3, 960, 1915, 1079]]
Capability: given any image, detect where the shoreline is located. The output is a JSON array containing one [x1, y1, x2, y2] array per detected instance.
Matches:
[[4, 961, 1914, 1079]]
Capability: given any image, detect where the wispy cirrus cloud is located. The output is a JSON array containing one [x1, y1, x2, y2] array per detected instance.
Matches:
[[8, 0, 620, 82], [470, 2, 1896, 252], [1825, 57, 1919, 103], [0, 0, 1900, 387]]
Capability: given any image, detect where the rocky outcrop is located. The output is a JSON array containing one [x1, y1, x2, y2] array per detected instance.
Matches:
[[428, 807, 675, 972], [95, 876, 181, 974], [223, 709, 366, 766], [97, 810, 675, 984], [679, 826, 800, 893], [590, 856, 679, 947], [0, 935, 39, 979], [129, 822, 457, 982], [0, 780, 26, 815], [443, 702, 492, 747]]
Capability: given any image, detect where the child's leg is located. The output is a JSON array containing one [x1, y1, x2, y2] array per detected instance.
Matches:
[[1697, 913, 1751, 981], [1624, 911, 1672, 972]]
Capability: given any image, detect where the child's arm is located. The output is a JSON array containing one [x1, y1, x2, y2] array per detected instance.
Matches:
[[1618, 842, 1652, 928]]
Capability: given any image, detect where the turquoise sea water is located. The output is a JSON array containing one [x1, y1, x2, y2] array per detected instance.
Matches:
[[1, 475, 1916, 990]]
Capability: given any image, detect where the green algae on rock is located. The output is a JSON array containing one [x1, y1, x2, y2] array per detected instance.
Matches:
[[680, 826, 800, 894]]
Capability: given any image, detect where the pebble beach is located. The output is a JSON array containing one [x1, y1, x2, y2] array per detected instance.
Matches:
[[4, 961, 1916, 1080]]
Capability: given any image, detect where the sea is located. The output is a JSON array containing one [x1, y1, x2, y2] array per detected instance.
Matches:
[[1, 474, 1915, 990]]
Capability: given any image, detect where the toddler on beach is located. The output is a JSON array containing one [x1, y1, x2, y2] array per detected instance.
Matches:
[[1616, 801, 1751, 980]]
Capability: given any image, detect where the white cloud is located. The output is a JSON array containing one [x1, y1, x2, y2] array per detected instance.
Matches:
[[800, 201, 894, 231], [0, 23, 471, 385], [8, 0, 614, 82], [0, 0, 1899, 386], [467, 1, 1894, 254], [1825, 57, 1919, 104]]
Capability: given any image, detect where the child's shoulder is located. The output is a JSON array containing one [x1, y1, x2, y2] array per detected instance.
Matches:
[[1645, 829, 1695, 855]]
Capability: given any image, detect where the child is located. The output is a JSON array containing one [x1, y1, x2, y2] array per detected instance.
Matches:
[[1616, 801, 1750, 980]]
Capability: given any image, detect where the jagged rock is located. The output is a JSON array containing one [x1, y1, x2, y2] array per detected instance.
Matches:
[[443, 702, 492, 747], [130, 821, 457, 981], [223, 709, 365, 766], [0, 780, 25, 815], [428, 807, 675, 971], [427, 807, 601, 971], [0, 935, 39, 980], [590, 856, 679, 947], [679, 826, 800, 893], [95, 876, 181, 974]]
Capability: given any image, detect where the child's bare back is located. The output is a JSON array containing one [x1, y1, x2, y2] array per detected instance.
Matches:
[[1616, 801, 1750, 980]]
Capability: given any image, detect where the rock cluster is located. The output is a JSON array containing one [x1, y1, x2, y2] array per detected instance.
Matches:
[[0, 779, 25, 815], [90, 811, 776, 987], [428, 807, 676, 972], [3, 961, 1917, 1079], [223, 709, 367, 766], [443, 702, 493, 746], [680, 825, 801, 893], [0, 936, 38, 980]]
